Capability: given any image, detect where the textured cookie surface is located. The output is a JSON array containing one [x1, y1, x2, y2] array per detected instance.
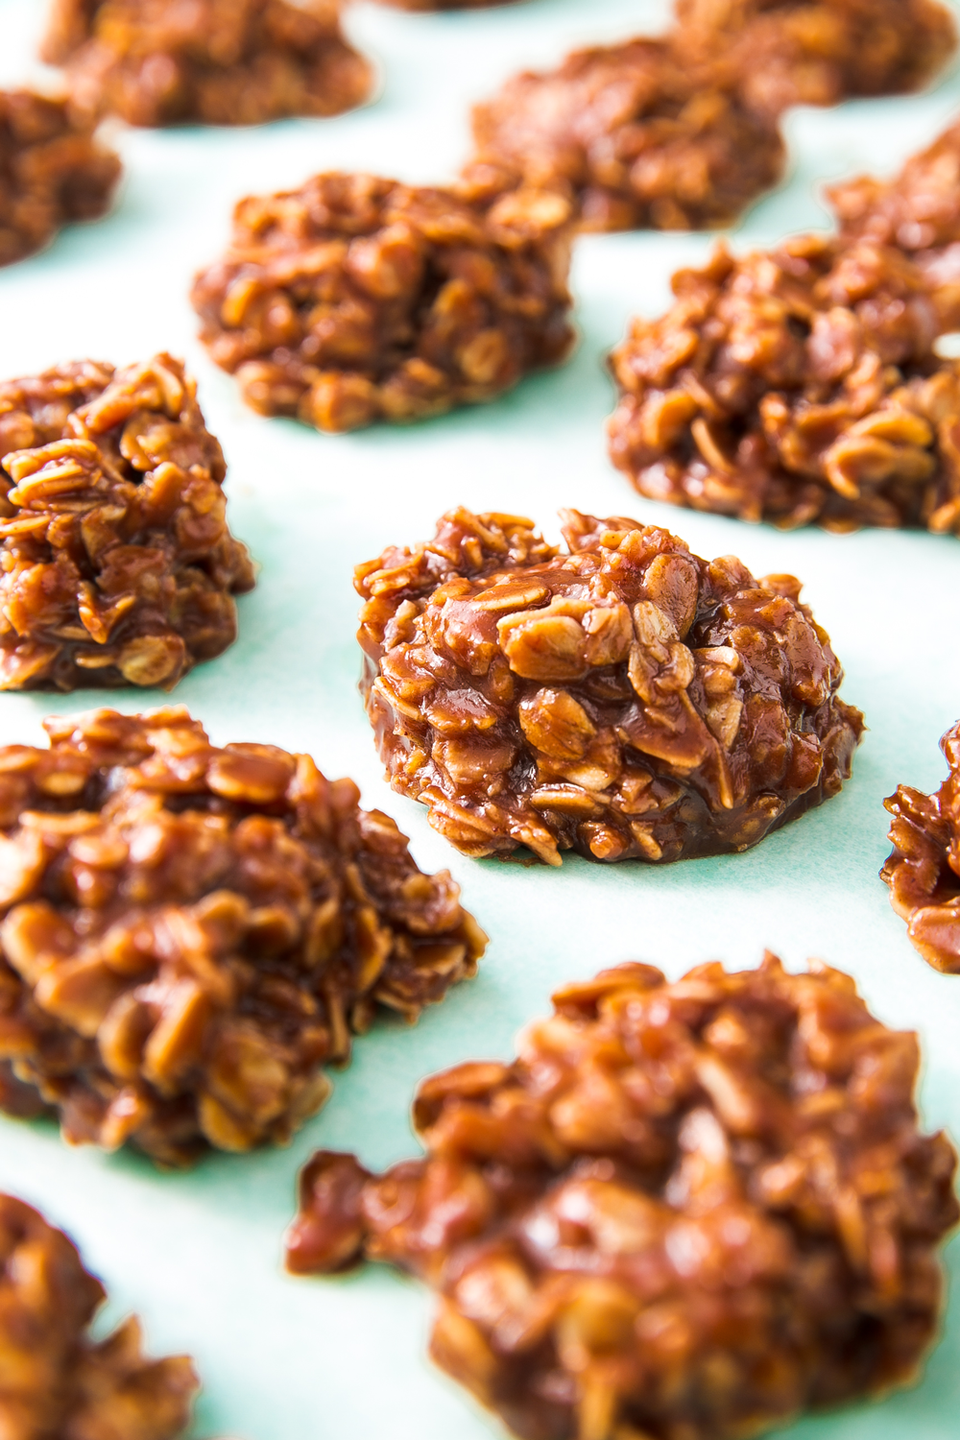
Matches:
[[288, 954, 959, 1440], [827, 119, 960, 327], [883, 720, 960, 973], [608, 236, 960, 535], [41, 0, 373, 126], [466, 36, 785, 233], [674, 0, 957, 116], [0, 354, 255, 691], [192, 171, 575, 432], [356, 507, 863, 865], [0, 707, 485, 1165], [0, 89, 119, 267], [0, 1191, 197, 1440]]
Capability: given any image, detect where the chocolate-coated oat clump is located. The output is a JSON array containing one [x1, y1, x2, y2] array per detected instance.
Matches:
[[465, 37, 785, 232], [0, 1192, 197, 1440], [287, 955, 959, 1440], [0, 707, 486, 1165], [0, 354, 255, 691], [608, 235, 960, 535], [355, 508, 863, 865], [41, 0, 373, 127], [0, 89, 119, 267], [675, 0, 956, 117], [191, 171, 575, 432], [882, 720, 960, 974], [827, 119, 960, 325]]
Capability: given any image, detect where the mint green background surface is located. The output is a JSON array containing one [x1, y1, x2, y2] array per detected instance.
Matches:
[[0, 1, 959, 1434]]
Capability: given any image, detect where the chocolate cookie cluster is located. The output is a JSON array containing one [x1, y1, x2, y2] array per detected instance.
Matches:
[[883, 721, 960, 975], [828, 119, 960, 327], [41, 0, 373, 126], [607, 236, 960, 535], [0, 707, 485, 1165], [356, 507, 863, 864], [461, 0, 955, 233], [676, 0, 957, 116], [0, 1193, 197, 1440], [465, 37, 787, 233], [0, 355, 255, 691], [0, 88, 119, 267], [288, 954, 959, 1440], [192, 171, 575, 433]]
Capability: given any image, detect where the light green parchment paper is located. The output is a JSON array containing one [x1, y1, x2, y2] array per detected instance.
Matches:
[[0, 1, 958, 1435]]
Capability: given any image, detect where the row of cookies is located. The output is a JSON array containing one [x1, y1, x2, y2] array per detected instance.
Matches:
[[195, 128, 960, 538], [5, 944, 959, 1439], [0, 461, 951, 1141], [3, 0, 958, 265], [34, 0, 960, 140], [0, 693, 955, 1436], [5, 123, 960, 692], [2, 147, 960, 693], [0, 343, 955, 921]]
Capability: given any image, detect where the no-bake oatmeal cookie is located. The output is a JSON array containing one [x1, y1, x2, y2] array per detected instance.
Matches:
[[0, 89, 119, 267], [41, 0, 373, 127], [675, 0, 956, 117], [0, 354, 254, 692], [827, 119, 960, 325], [355, 507, 863, 865], [287, 953, 959, 1440], [465, 37, 786, 232], [608, 235, 960, 534], [0, 1192, 197, 1440], [191, 171, 575, 432], [0, 707, 485, 1166], [882, 720, 960, 974]]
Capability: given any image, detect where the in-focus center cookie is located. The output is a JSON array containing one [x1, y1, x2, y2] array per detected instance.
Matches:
[[355, 508, 864, 865]]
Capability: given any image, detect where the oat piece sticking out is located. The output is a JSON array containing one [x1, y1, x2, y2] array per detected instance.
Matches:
[[0, 1192, 198, 1440], [464, 37, 786, 233], [355, 507, 863, 866], [286, 954, 959, 1440], [191, 171, 575, 433], [0, 707, 486, 1167], [608, 234, 960, 535], [40, 0, 373, 127], [882, 721, 960, 974], [0, 354, 255, 691], [827, 119, 960, 326], [0, 89, 120, 267], [674, 0, 956, 117]]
